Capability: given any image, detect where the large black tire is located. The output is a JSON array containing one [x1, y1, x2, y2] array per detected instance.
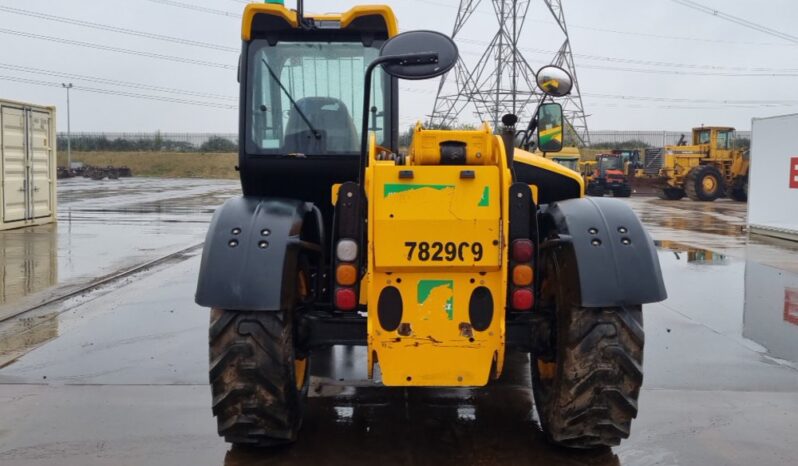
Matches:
[[532, 246, 644, 449], [586, 183, 605, 197], [729, 188, 747, 202], [657, 187, 685, 200], [729, 178, 748, 202], [684, 165, 724, 202], [612, 186, 632, 198], [209, 310, 309, 446]]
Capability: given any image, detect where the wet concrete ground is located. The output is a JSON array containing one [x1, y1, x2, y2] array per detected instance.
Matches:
[[0, 178, 240, 318], [0, 182, 797, 466]]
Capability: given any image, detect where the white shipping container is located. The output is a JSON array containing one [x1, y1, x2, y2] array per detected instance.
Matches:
[[0, 99, 57, 231], [748, 113, 798, 242]]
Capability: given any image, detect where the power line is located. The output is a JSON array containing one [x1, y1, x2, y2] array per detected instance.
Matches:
[[582, 92, 798, 106], [4, 4, 791, 77], [0, 28, 235, 70], [456, 38, 798, 73], [559, 21, 798, 48], [578, 63, 798, 77], [670, 0, 798, 44], [159, 0, 798, 48], [0, 63, 237, 101], [0, 75, 236, 110], [143, 0, 241, 18], [5, 71, 787, 116], [410, 0, 798, 47], [404, 85, 798, 107], [2, 3, 794, 114], [0, 5, 238, 52]]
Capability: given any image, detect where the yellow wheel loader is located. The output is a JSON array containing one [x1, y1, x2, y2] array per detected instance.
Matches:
[[195, 1, 666, 450], [535, 146, 581, 172], [651, 127, 749, 202]]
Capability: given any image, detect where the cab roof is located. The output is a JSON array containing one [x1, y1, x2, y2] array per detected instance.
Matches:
[[242, 3, 398, 41], [692, 126, 736, 131]]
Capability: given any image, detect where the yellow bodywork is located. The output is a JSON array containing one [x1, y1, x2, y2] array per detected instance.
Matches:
[[365, 123, 510, 386], [659, 126, 748, 189], [515, 149, 584, 189], [242, 3, 399, 40], [241, 3, 588, 388], [535, 146, 581, 174]]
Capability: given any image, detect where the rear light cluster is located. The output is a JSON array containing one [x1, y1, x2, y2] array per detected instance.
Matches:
[[510, 239, 535, 311], [334, 239, 359, 311]]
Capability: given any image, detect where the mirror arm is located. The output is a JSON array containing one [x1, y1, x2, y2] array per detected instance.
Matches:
[[358, 53, 440, 185], [520, 96, 549, 150], [359, 57, 392, 186]]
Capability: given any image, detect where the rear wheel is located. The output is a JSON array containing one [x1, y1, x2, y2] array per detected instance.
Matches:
[[612, 186, 632, 198], [586, 183, 605, 197], [209, 269, 310, 447], [685, 165, 724, 202], [658, 187, 685, 200], [532, 246, 644, 448]]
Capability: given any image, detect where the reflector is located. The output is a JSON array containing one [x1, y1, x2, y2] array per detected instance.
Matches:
[[335, 287, 358, 311], [512, 239, 534, 263], [512, 265, 534, 287], [336, 239, 358, 262], [512, 288, 534, 311], [336, 264, 358, 286]]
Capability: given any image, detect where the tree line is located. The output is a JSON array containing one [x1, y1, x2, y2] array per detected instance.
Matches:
[[57, 132, 751, 153], [57, 134, 238, 153]]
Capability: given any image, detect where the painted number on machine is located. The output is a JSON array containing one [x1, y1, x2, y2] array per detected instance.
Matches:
[[405, 241, 484, 262]]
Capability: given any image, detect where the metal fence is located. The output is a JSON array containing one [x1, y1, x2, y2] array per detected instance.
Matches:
[[588, 130, 752, 149], [56, 130, 754, 152]]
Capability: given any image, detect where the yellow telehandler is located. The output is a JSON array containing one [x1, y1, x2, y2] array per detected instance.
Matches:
[[195, 0, 666, 450]]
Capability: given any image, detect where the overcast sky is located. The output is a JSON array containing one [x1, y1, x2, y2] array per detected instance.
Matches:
[[1, 0, 796, 133]]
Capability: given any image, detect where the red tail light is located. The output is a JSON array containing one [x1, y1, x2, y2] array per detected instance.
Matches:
[[512, 239, 534, 263], [512, 288, 534, 311], [335, 288, 358, 311]]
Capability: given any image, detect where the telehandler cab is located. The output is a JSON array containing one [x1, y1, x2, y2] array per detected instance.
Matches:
[[196, 1, 666, 450]]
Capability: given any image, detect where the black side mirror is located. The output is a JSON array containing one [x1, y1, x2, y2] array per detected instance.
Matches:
[[379, 30, 458, 80], [536, 102, 564, 153], [358, 30, 459, 182]]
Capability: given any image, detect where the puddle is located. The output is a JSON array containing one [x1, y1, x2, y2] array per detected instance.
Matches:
[[744, 261, 798, 364], [0, 178, 239, 310], [655, 242, 798, 366], [0, 312, 59, 367], [0, 224, 59, 306], [655, 240, 730, 265]]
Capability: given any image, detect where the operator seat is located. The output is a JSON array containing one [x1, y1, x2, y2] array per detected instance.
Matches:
[[284, 97, 358, 153]]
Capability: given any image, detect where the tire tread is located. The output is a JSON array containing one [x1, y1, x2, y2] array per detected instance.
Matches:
[[534, 305, 644, 449], [209, 310, 304, 447]]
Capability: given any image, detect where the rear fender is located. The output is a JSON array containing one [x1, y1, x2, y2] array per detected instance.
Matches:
[[539, 197, 667, 307], [195, 197, 322, 311]]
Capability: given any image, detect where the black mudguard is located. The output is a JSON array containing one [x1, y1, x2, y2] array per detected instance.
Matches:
[[540, 197, 667, 307], [195, 197, 321, 311]]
